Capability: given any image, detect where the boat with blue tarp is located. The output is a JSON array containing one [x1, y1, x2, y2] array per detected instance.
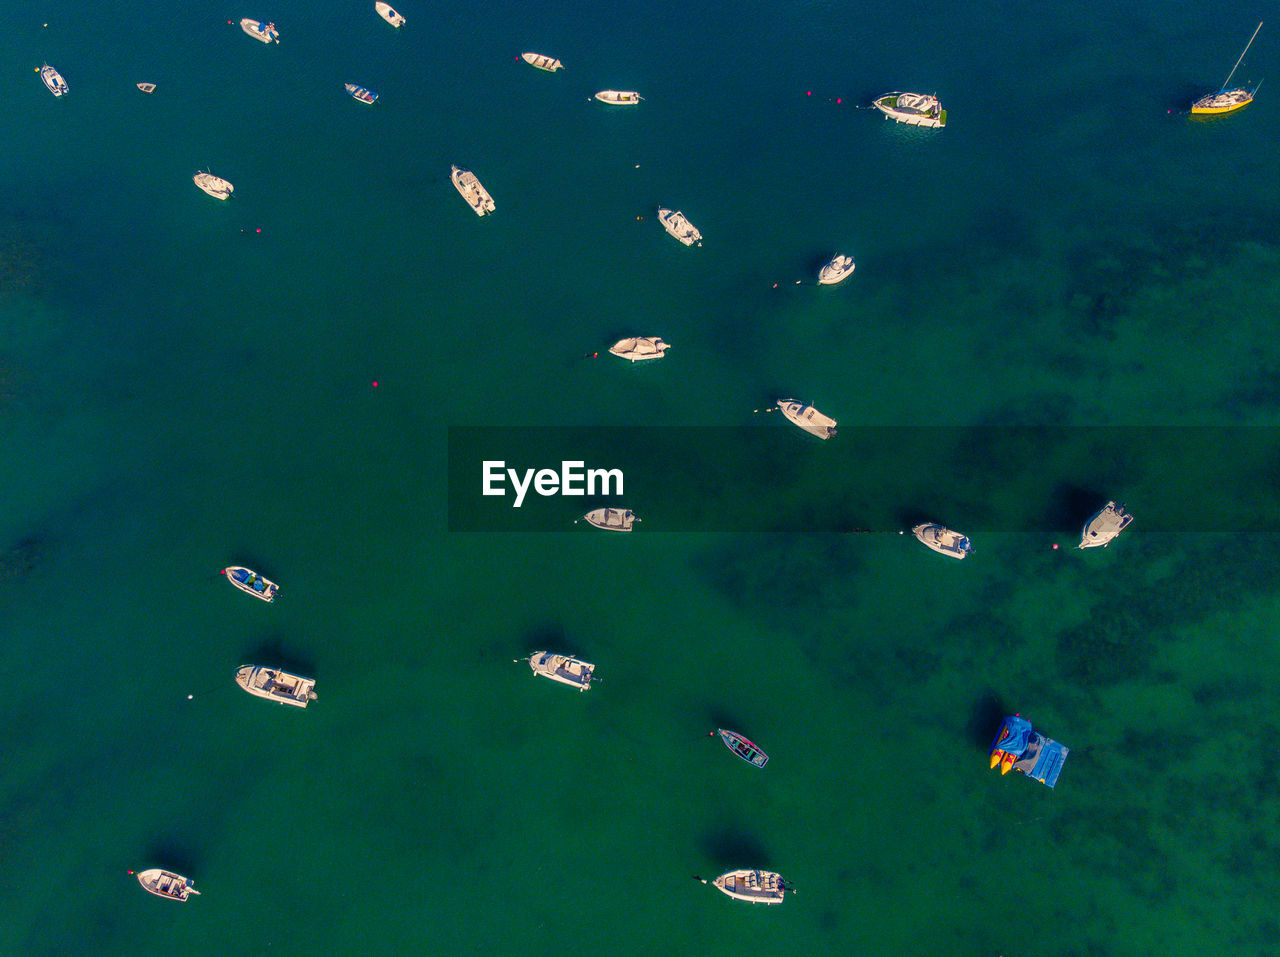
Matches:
[[988, 714, 1068, 788], [223, 565, 278, 602]]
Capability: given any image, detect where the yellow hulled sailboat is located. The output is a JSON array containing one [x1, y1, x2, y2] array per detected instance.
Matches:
[[1191, 21, 1263, 114]]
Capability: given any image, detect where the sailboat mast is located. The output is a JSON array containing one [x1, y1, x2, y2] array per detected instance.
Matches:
[[1221, 21, 1263, 90]]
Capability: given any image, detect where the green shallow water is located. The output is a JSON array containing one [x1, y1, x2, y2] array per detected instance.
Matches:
[[2, 1, 1279, 954]]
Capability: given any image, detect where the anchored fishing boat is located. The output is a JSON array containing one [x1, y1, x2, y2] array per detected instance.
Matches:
[[608, 337, 670, 361], [716, 729, 769, 768], [223, 565, 277, 601], [818, 254, 856, 285], [136, 82, 156, 93], [521, 52, 563, 72], [657, 208, 702, 246], [136, 869, 200, 901], [1078, 501, 1132, 549], [235, 665, 318, 707], [374, 1, 406, 27], [240, 19, 279, 44], [594, 90, 641, 104], [193, 171, 234, 200], [345, 83, 378, 105], [700, 869, 789, 904], [582, 507, 636, 531], [912, 523, 973, 559], [527, 652, 595, 691], [40, 64, 68, 97], [776, 399, 836, 440], [451, 165, 495, 216], [873, 91, 946, 128], [1191, 21, 1263, 114]]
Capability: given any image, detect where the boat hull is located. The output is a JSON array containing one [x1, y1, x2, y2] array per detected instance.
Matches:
[[345, 83, 378, 104], [776, 399, 836, 440], [224, 565, 276, 599], [137, 869, 197, 901], [522, 53, 563, 72], [818, 255, 855, 285], [235, 665, 317, 707], [874, 92, 945, 128], [656, 209, 701, 246], [717, 729, 768, 768], [583, 507, 634, 531], [1190, 91, 1254, 114], [451, 165, 495, 216], [712, 869, 786, 904], [1078, 501, 1132, 548], [375, 2, 406, 26], [40, 66, 68, 97], [594, 90, 641, 104], [194, 173, 234, 200], [608, 337, 669, 361], [912, 523, 972, 559], [529, 652, 594, 690], [240, 19, 279, 43]]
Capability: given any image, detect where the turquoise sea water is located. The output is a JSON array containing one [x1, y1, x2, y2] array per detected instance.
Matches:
[[3, 1, 1280, 954]]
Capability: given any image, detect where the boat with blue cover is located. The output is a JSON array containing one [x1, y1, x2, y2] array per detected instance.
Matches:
[[240, 19, 279, 44], [345, 83, 378, 105], [716, 729, 768, 768], [40, 64, 69, 97], [988, 714, 1069, 788], [223, 565, 278, 602]]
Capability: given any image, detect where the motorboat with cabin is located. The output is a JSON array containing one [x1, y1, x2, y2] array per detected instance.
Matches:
[[374, 1, 406, 27], [912, 523, 973, 559], [716, 729, 769, 768], [194, 171, 234, 200], [776, 399, 836, 440], [873, 92, 946, 128], [136, 869, 201, 901], [528, 652, 595, 691], [1078, 501, 1132, 549], [608, 337, 670, 361], [657, 208, 702, 246], [345, 83, 378, 105], [235, 665, 318, 707], [582, 507, 636, 531], [40, 65, 68, 97], [594, 90, 642, 104], [522, 52, 564, 72], [818, 254, 856, 285], [703, 869, 788, 904], [240, 19, 280, 43], [223, 565, 276, 600], [451, 165, 495, 216]]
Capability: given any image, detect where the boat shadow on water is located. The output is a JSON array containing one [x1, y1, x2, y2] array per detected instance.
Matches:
[[700, 828, 771, 869], [141, 834, 201, 876], [1044, 483, 1111, 536], [965, 690, 1010, 753], [238, 636, 316, 678]]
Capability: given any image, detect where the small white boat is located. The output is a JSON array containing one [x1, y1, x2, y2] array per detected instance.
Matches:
[[702, 869, 788, 904], [40, 65, 68, 97], [345, 83, 378, 105], [374, 1, 406, 27], [874, 91, 945, 128], [1079, 501, 1132, 549], [657, 208, 702, 247], [528, 651, 595, 691], [776, 399, 836, 440], [912, 523, 973, 559], [136, 869, 200, 901], [583, 507, 636, 531], [235, 665, 318, 707], [609, 337, 670, 362], [818, 254, 856, 285], [136, 82, 156, 94], [522, 52, 563, 72], [451, 165, 495, 216], [240, 19, 280, 44], [223, 565, 276, 600], [594, 90, 642, 104], [193, 171, 234, 200]]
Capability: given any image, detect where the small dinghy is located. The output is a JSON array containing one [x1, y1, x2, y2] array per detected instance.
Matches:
[[522, 52, 563, 72], [136, 82, 156, 94], [594, 90, 642, 104], [657, 208, 702, 246], [527, 652, 595, 691], [240, 19, 280, 44], [345, 83, 378, 105], [716, 729, 768, 768], [609, 337, 670, 362], [912, 523, 973, 559], [582, 507, 636, 531], [818, 254, 856, 285], [223, 565, 277, 601], [699, 869, 789, 904], [235, 665, 318, 707], [1079, 501, 1132, 549], [193, 171, 234, 200], [136, 869, 200, 901], [40, 64, 69, 97], [776, 399, 836, 440], [451, 165, 495, 216], [374, 1, 406, 27]]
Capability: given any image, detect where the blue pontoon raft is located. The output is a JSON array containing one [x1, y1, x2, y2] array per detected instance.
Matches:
[[989, 714, 1069, 788]]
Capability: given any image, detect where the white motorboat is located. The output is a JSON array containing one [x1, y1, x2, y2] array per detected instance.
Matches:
[[594, 90, 642, 104], [235, 665, 318, 708], [657, 208, 702, 246], [345, 83, 379, 105], [136, 82, 157, 94], [608, 337, 670, 361], [1079, 501, 1132, 549], [818, 254, 856, 285], [776, 399, 836, 440], [702, 869, 788, 904], [240, 19, 280, 44], [912, 523, 973, 559], [374, 1, 406, 27], [193, 171, 234, 200], [40, 65, 68, 97], [521, 52, 563, 72], [873, 91, 945, 128], [583, 507, 636, 531], [223, 565, 274, 599], [528, 652, 595, 691], [451, 165, 495, 216], [136, 869, 200, 901]]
